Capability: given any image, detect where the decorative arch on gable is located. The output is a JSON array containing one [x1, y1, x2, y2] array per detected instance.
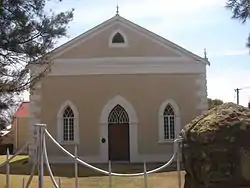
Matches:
[[57, 100, 79, 144], [158, 99, 181, 142], [112, 32, 125, 43], [109, 29, 128, 47]]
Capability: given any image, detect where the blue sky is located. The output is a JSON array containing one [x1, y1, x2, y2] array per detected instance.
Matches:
[[25, 0, 250, 106]]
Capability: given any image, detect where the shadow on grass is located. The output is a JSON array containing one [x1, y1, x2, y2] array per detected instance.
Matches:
[[0, 156, 184, 178]]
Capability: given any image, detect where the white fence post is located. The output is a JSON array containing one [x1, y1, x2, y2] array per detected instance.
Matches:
[[6, 148, 10, 188], [34, 124, 46, 188], [143, 161, 148, 188], [74, 145, 78, 188], [58, 178, 61, 188], [176, 139, 182, 188], [22, 177, 25, 188], [108, 160, 112, 188]]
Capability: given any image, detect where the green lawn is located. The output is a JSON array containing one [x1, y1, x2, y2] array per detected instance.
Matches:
[[0, 155, 185, 188]]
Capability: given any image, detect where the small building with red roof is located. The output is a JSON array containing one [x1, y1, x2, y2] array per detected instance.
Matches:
[[11, 101, 30, 154], [13, 101, 29, 117]]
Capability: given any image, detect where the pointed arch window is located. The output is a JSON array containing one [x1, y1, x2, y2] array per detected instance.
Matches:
[[112, 32, 125, 43], [63, 106, 75, 141], [158, 99, 181, 143], [108, 105, 129, 124], [109, 30, 128, 47], [57, 101, 79, 145], [163, 104, 175, 140]]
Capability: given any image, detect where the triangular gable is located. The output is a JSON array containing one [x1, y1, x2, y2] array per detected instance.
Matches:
[[49, 15, 209, 65]]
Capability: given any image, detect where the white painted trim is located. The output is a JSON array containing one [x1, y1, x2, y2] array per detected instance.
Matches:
[[99, 95, 138, 162], [31, 57, 206, 76], [54, 57, 198, 64], [57, 100, 80, 145], [29, 82, 42, 161], [48, 58, 206, 76], [109, 29, 128, 48], [158, 99, 181, 143]]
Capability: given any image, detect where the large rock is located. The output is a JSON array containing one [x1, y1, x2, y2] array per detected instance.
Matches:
[[181, 102, 250, 188]]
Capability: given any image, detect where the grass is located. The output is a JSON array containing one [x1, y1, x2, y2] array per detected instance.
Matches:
[[0, 155, 185, 188]]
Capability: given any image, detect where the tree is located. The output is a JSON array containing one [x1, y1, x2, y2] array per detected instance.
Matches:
[[0, 0, 74, 129], [226, 0, 250, 48], [208, 98, 224, 110]]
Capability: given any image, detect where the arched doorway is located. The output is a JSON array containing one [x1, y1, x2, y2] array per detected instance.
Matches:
[[108, 104, 130, 161]]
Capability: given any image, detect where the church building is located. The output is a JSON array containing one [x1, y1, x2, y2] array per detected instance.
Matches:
[[29, 12, 209, 163]]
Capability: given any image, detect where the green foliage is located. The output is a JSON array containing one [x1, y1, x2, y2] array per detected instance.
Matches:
[[226, 0, 250, 48], [208, 98, 224, 110], [0, 0, 74, 129]]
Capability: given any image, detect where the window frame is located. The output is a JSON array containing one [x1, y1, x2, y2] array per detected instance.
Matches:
[[109, 29, 128, 48], [158, 99, 181, 143], [57, 101, 79, 145], [112, 32, 125, 44], [62, 106, 75, 142], [108, 104, 129, 124]]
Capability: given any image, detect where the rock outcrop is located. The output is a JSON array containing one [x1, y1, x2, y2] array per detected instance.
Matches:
[[181, 102, 250, 188]]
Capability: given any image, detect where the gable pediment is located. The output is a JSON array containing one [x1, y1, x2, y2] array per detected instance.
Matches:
[[50, 16, 208, 65]]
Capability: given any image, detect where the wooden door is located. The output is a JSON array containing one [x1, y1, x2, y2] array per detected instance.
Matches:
[[108, 123, 130, 161]]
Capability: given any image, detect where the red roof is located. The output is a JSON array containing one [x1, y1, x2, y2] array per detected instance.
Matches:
[[14, 102, 29, 117]]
